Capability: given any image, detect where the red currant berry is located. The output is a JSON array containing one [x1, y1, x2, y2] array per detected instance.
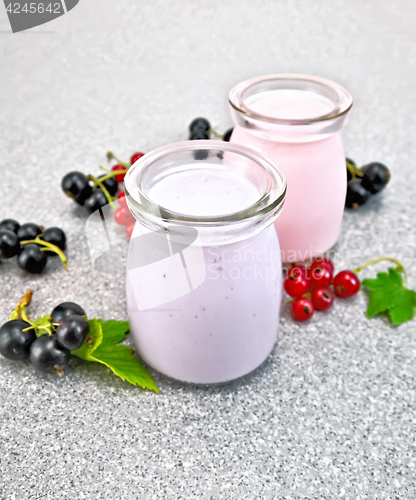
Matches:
[[284, 273, 310, 298], [112, 165, 126, 183], [309, 263, 333, 288], [125, 223, 135, 238], [114, 207, 134, 226], [130, 152, 145, 165], [287, 265, 307, 280], [118, 191, 127, 208], [291, 297, 314, 321], [311, 258, 334, 274], [333, 270, 360, 298], [311, 288, 334, 311]]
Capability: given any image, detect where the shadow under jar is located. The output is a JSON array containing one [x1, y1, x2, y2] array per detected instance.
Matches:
[[124, 140, 286, 385], [228, 74, 353, 263]]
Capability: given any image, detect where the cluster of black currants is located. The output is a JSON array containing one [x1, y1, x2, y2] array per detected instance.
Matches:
[[61, 171, 118, 213], [345, 159, 390, 209], [61, 152, 144, 214], [188, 118, 234, 161], [0, 301, 88, 375], [0, 219, 67, 274], [188, 117, 233, 142]]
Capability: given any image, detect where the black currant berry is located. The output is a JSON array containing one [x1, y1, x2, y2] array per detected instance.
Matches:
[[17, 223, 42, 242], [17, 244, 48, 273], [190, 130, 209, 140], [0, 219, 20, 234], [56, 314, 89, 350], [97, 175, 118, 197], [223, 128, 234, 142], [51, 302, 87, 324], [189, 118, 210, 134], [61, 171, 93, 206], [0, 320, 35, 360], [42, 227, 66, 255], [360, 162, 390, 195], [345, 178, 370, 209], [0, 229, 20, 258], [30, 335, 70, 373], [84, 189, 108, 213]]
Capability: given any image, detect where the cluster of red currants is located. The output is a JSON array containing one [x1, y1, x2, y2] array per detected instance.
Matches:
[[114, 192, 135, 238], [110, 152, 144, 238], [284, 258, 360, 321]]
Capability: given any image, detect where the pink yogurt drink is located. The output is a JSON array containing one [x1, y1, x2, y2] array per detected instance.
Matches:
[[229, 74, 353, 263], [124, 141, 286, 384]]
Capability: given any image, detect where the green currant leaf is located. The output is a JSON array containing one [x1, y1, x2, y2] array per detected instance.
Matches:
[[72, 319, 103, 361], [33, 313, 53, 337], [362, 268, 416, 325], [72, 319, 158, 393], [91, 341, 159, 393], [99, 319, 130, 344]]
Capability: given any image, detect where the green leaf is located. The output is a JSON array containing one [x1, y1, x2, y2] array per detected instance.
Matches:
[[99, 319, 130, 344], [72, 318, 103, 361], [362, 267, 416, 325], [33, 313, 53, 336], [72, 319, 158, 393], [91, 341, 159, 393]]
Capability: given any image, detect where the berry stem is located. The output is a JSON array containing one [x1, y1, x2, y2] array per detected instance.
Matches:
[[353, 257, 408, 286], [94, 170, 128, 183], [20, 237, 68, 270], [106, 151, 130, 168], [99, 165, 112, 173], [20, 305, 32, 325], [88, 173, 119, 209], [346, 159, 363, 179], [9, 290, 34, 320], [207, 128, 223, 138]]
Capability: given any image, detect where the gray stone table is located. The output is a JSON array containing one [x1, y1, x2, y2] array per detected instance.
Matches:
[[1, 0, 416, 498]]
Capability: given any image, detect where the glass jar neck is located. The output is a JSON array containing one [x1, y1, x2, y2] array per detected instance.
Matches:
[[124, 141, 287, 246], [229, 74, 353, 143]]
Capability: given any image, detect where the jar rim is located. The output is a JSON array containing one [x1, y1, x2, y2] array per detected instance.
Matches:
[[228, 73, 353, 126], [124, 140, 286, 227]]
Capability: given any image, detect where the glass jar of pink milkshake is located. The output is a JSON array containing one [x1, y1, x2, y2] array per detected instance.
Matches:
[[124, 141, 286, 384], [228, 74, 353, 263]]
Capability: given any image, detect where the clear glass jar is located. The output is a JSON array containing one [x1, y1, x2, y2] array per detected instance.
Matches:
[[124, 140, 286, 384], [228, 74, 353, 263]]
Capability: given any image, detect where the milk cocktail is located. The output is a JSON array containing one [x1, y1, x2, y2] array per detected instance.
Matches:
[[229, 74, 353, 262], [124, 141, 286, 384]]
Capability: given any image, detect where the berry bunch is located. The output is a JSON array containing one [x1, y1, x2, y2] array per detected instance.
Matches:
[[0, 291, 158, 390], [284, 258, 360, 321], [188, 117, 233, 142], [0, 219, 67, 274], [345, 159, 390, 209], [0, 291, 88, 375], [61, 151, 144, 237], [114, 192, 135, 237]]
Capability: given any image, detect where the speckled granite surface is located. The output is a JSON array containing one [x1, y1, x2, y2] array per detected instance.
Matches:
[[1, 1, 416, 498]]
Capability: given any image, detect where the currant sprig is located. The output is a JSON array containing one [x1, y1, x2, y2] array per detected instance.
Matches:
[[20, 235, 68, 270], [106, 151, 130, 168], [0, 291, 158, 391], [353, 257, 407, 286], [9, 289, 33, 321], [61, 151, 144, 217], [284, 256, 415, 326]]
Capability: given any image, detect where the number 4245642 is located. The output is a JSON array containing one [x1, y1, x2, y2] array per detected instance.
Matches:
[[6, 3, 62, 14]]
